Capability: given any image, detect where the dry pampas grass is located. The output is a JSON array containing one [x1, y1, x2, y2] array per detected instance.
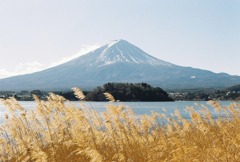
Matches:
[[0, 89, 240, 161]]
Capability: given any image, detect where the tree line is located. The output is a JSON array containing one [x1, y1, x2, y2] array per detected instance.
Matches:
[[62, 82, 173, 101]]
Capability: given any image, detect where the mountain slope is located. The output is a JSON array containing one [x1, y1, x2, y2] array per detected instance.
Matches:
[[0, 39, 240, 90]]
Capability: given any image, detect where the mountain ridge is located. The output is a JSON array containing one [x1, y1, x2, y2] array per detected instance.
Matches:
[[63, 39, 173, 67], [0, 39, 240, 91]]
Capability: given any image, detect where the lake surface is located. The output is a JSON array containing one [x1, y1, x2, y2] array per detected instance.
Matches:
[[0, 101, 238, 123]]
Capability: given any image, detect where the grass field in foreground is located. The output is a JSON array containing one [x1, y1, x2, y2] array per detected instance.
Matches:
[[0, 88, 240, 162]]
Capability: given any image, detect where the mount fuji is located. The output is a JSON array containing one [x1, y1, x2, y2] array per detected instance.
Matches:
[[0, 39, 240, 90]]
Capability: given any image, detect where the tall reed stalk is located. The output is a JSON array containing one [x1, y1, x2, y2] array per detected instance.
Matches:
[[0, 89, 240, 161]]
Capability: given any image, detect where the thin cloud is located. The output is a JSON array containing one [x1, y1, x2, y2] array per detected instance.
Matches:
[[0, 69, 12, 79], [49, 44, 100, 68], [0, 43, 100, 79], [0, 62, 44, 79]]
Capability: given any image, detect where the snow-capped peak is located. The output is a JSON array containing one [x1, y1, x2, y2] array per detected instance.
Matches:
[[93, 39, 173, 67], [70, 39, 173, 68], [107, 39, 121, 47]]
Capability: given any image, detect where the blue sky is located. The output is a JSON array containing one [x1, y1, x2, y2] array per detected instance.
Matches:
[[0, 0, 239, 78]]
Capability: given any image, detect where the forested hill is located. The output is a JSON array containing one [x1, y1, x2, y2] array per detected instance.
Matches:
[[83, 83, 173, 101], [226, 84, 240, 92]]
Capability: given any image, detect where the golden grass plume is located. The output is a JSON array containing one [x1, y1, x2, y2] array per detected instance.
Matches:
[[0, 91, 240, 161]]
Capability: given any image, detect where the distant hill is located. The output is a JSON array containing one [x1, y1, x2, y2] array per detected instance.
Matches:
[[0, 39, 240, 90], [83, 82, 173, 101], [226, 84, 240, 92]]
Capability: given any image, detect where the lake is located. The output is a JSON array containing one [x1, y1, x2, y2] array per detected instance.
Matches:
[[0, 100, 238, 123]]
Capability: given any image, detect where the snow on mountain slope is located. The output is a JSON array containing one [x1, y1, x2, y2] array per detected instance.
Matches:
[[68, 39, 173, 67], [0, 39, 239, 91]]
